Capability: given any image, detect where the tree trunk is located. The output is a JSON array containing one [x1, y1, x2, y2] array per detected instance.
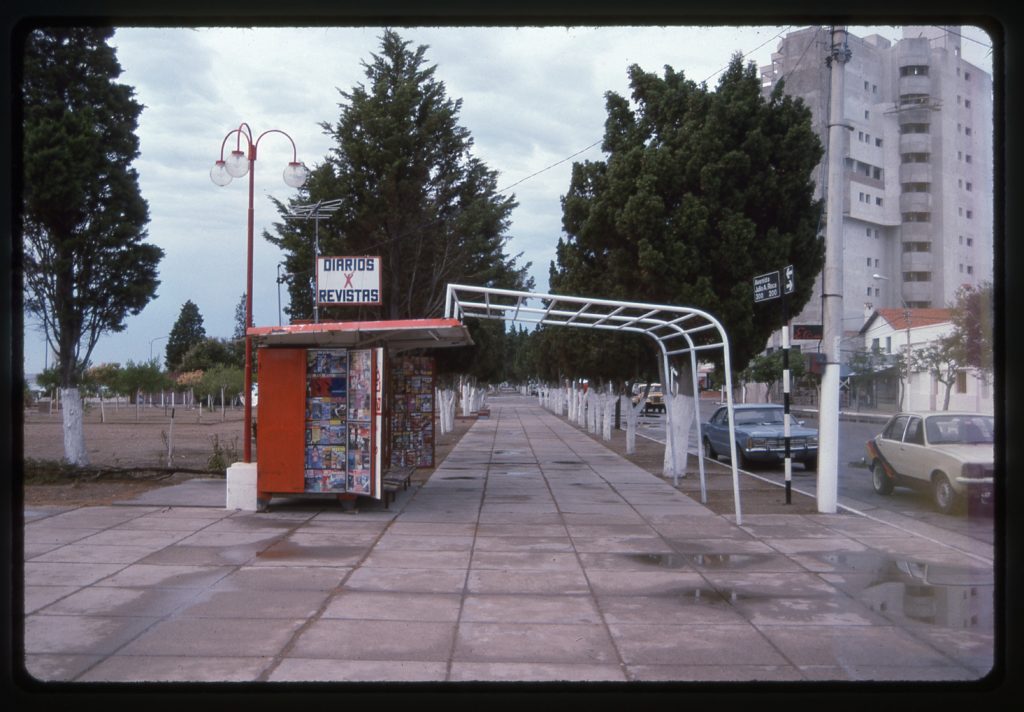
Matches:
[[61, 387, 88, 466]]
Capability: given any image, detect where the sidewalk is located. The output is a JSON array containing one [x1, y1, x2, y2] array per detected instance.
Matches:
[[20, 395, 995, 686]]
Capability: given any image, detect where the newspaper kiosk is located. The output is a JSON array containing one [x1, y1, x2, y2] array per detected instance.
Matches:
[[242, 318, 472, 511]]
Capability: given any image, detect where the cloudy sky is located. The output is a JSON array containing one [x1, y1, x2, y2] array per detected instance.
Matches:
[[20, 22, 994, 377]]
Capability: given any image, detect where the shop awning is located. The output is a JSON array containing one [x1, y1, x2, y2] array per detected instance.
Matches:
[[248, 318, 474, 353]]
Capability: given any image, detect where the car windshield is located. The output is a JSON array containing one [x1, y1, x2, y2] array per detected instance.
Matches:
[[924, 414, 995, 445], [734, 408, 784, 425]]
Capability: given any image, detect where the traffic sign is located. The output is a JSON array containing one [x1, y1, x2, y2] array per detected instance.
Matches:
[[784, 265, 795, 294], [753, 271, 781, 303]]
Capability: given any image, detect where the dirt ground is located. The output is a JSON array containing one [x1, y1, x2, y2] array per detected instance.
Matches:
[[20, 399, 820, 514]]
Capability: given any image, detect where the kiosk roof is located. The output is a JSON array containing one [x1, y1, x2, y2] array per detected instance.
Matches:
[[248, 318, 473, 352]]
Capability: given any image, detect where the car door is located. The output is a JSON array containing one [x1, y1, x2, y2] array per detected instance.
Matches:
[[890, 415, 928, 484], [706, 407, 731, 453], [875, 415, 910, 477]]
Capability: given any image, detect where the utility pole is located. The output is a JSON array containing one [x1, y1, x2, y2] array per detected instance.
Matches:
[[818, 26, 851, 514]]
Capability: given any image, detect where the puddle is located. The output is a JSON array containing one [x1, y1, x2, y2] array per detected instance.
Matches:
[[628, 550, 994, 632]]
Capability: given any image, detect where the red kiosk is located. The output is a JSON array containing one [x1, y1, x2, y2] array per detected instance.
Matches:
[[236, 318, 472, 511]]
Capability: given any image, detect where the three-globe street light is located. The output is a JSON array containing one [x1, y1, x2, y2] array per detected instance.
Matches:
[[211, 123, 308, 462]]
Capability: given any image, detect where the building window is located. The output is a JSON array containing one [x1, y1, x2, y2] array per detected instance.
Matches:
[[901, 123, 930, 134], [902, 182, 931, 192], [967, 210, 973, 219], [866, 286, 873, 296], [875, 138, 883, 147], [899, 93, 930, 107], [876, 197, 883, 206], [965, 126, 972, 136], [967, 265, 974, 274], [965, 71, 971, 81], [965, 99, 972, 108], [903, 271, 931, 282], [957, 371, 968, 394], [900, 65, 929, 76], [966, 154, 972, 164], [903, 242, 931, 253], [902, 212, 931, 222], [864, 109, 870, 119], [901, 152, 930, 163], [966, 182, 973, 191], [967, 237, 974, 247]]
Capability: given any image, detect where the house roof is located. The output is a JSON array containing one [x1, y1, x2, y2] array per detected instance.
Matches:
[[248, 318, 473, 353], [859, 308, 952, 334]]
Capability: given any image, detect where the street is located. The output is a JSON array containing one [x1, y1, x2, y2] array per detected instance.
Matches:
[[630, 399, 995, 547]]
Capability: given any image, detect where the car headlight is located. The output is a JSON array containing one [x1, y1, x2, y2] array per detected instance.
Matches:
[[807, 436, 818, 445], [962, 463, 991, 479], [747, 437, 767, 449]]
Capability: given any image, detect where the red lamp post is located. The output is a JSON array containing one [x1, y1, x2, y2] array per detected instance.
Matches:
[[211, 123, 308, 462]]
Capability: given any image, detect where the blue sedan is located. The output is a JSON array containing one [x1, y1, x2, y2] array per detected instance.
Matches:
[[702, 403, 819, 470]]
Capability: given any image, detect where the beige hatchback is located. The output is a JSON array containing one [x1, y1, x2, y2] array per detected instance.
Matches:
[[865, 411, 995, 514]]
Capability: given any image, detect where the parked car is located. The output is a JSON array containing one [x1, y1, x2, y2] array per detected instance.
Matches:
[[631, 383, 665, 413], [865, 411, 995, 514], [702, 403, 818, 469]]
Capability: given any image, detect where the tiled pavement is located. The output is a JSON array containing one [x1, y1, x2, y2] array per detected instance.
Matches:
[[19, 396, 997, 685]]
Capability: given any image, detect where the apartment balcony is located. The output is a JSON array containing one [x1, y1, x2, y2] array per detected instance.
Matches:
[[899, 191, 932, 213], [899, 132, 931, 154], [899, 162, 932, 184]]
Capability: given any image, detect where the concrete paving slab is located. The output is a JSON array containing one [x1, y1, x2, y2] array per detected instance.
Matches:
[[453, 622, 619, 665], [290, 619, 456, 661], [78, 655, 274, 682]]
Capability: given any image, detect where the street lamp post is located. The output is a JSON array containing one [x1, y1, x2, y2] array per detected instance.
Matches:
[[212, 123, 308, 463], [873, 273, 912, 410], [149, 335, 167, 362]]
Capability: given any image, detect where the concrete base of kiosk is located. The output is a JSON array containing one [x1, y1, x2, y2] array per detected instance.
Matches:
[[226, 462, 259, 511]]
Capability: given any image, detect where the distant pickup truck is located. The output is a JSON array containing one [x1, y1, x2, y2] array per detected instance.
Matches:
[[631, 383, 665, 414]]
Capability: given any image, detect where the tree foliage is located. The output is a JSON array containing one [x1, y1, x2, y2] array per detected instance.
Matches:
[[266, 29, 532, 324], [948, 282, 994, 379], [550, 55, 824, 377], [21, 27, 162, 389], [165, 300, 206, 371]]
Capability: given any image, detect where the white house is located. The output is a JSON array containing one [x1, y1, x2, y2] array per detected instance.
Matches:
[[858, 307, 992, 413]]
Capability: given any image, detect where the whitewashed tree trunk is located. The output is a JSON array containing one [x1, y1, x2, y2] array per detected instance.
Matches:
[[663, 392, 695, 480], [61, 387, 88, 466], [601, 392, 615, 440], [621, 394, 647, 454]]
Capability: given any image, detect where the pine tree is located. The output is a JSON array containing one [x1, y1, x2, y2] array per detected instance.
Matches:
[[22, 27, 162, 465], [165, 300, 206, 371], [266, 29, 531, 323], [551, 55, 824, 376]]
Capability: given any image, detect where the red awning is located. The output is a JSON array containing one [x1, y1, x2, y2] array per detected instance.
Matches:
[[248, 318, 473, 353]]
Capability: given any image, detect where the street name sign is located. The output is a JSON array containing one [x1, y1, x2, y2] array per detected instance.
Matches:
[[753, 271, 781, 303]]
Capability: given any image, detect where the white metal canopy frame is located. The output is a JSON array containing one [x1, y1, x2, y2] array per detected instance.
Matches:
[[444, 284, 743, 523]]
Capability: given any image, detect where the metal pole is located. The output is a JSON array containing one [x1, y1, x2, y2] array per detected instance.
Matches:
[[783, 294, 792, 504], [243, 143, 255, 463], [818, 25, 850, 514]]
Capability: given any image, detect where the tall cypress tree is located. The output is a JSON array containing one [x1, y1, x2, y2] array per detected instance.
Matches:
[[165, 300, 206, 371], [551, 54, 824, 376], [21, 27, 162, 465], [267, 29, 531, 323]]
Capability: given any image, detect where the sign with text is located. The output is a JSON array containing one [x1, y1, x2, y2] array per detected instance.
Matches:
[[792, 324, 823, 340], [753, 271, 781, 303], [317, 256, 382, 306]]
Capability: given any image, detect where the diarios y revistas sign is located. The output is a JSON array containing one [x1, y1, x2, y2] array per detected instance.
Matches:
[[317, 256, 382, 305]]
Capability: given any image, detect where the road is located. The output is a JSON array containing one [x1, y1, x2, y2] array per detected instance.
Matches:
[[631, 399, 995, 548]]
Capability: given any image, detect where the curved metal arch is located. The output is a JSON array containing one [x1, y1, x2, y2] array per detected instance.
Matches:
[[444, 284, 743, 524]]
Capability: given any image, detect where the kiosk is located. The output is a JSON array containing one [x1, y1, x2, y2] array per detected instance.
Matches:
[[231, 318, 472, 511]]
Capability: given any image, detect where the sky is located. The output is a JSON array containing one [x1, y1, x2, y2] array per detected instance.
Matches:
[[19, 22, 995, 378]]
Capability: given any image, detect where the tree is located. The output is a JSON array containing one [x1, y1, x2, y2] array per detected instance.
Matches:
[[948, 282, 994, 382], [741, 349, 807, 402], [165, 300, 206, 371], [117, 359, 172, 404], [911, 337, 962, 411], [179, 337, 243, 372], [22, 27, 162, 465], [550, 55, 824, 383], [266, 29, 531, 323]]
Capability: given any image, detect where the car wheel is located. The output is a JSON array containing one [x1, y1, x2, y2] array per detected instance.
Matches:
[[871, 461, 894, 495], [734, 446, 749, 470], [703, 438, 717, 461], [932, 472, 959, 514]]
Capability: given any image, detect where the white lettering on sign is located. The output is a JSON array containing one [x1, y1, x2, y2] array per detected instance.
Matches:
[[317, 256, 382, 305], [753, 271, 781, 302]]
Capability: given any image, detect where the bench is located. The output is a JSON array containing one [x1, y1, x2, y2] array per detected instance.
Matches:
[[382, 466, 416, 508]]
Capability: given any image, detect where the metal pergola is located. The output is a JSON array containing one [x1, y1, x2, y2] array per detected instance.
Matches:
[[445, 284, 743, 523]]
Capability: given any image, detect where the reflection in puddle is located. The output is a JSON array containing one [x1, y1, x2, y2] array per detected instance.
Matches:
[[626, 550, 994, 631]]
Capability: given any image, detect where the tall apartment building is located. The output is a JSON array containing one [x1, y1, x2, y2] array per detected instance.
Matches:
[[759, 25, 993, 351]]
